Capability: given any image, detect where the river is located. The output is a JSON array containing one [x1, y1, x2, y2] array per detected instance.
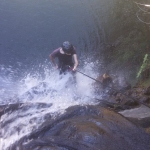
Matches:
[[1, 0, 150, 150], [0, 0, 111, 149]]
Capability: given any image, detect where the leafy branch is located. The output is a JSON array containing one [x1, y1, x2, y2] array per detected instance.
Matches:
[[137, 54, 149, 78]]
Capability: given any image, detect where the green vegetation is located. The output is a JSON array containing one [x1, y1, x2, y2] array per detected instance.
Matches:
[[137, 54, 148, 78], [140, 78, 150, 88], [102, 0, 150, 84]]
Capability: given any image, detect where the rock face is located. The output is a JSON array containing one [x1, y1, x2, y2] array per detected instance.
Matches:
[[102, 83, 150, 135], [1, 82, 150, 150], [119, 105, 150, 128], [3, 104, 149, 150], [144, 86, 150, 95]]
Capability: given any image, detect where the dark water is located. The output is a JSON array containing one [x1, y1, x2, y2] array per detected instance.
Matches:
[[0, 0, 117, 103], [0, 0, 114, 68]]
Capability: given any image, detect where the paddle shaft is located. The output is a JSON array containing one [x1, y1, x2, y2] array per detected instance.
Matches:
[[76, 69, 102, 84], [75, 69, 150, 108]]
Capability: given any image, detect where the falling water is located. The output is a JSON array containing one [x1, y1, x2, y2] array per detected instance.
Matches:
[[0, 60, 102, 149]]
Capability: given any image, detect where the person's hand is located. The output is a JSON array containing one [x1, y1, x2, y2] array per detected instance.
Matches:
[[72, 67, 76, 71]]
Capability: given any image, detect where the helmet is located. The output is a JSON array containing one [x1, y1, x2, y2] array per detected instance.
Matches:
[[62, 41, 73, 53]]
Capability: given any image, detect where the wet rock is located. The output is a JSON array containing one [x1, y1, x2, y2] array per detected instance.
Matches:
[[0, 103, 23, 117], [2, 81, 150, 150], [141, 68, 150, 80], [9, 105, 150, 150], [144, 86, 150, 95], [139, 96, 150, 103], [119, 105, 150, 129]]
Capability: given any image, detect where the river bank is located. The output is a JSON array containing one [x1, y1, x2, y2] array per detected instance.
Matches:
[[101, 0, 150, 84]]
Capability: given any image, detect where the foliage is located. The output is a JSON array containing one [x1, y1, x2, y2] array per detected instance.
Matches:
[[101, 0, 150, 84], [136, 54, 149, 78]]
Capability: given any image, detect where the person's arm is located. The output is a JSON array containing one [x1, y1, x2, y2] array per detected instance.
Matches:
[[72, 54, 78, 71], [49, 54, 58, 69]]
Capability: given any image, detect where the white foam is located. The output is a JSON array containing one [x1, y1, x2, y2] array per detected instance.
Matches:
[[0, 61, 102, 150]]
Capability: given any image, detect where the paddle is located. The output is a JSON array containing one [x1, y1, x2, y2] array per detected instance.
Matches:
[[75, 69, 102, 84], [74, 68, 150, 109]]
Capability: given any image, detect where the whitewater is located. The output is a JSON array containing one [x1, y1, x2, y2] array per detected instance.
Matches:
[[0, 60, 101, 150]]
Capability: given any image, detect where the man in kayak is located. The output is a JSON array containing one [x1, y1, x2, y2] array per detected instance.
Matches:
[[49, 41, 79, 74]]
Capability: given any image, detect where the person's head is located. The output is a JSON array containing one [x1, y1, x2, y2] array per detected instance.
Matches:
[[62, 41, 73, 54]]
